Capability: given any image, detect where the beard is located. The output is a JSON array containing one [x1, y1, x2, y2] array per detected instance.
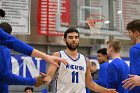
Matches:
[[66, 41, 79, 51]]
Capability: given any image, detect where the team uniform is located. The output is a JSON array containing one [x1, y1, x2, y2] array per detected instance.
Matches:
[[56, 51, 87, 93], [0, 28, 36, 93], [0, 82, 8, 93], [94, 62, 109, 87], [129, 43, 140, 93], [106, 58, 129, 93]]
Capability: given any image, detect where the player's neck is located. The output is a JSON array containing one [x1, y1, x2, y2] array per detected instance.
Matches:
[[135, 35, 140, 44], [136, 38, 140, 44], [65, 48, 78, 57], [111, 53, 121, 59]]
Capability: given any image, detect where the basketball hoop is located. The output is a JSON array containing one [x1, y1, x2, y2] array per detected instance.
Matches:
[[87, 14, 105, 35]]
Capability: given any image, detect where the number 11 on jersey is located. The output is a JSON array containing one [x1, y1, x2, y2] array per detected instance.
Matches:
[[72, 71, 79, 83]]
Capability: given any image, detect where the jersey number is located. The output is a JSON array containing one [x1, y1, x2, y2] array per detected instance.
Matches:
[[72, 71, 79, 83]]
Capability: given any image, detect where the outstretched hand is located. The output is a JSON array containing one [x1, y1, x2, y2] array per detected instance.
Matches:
[[40, 72, 52, 84], [45, 55, 68, 67], [122, 74, 140, 90], [49, 55, 68, 65], [34, 73, 47, 87], [34, 76, 44, 87], [31, 49, 68, 67]]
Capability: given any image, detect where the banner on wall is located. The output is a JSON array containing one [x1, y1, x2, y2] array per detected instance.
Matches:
[[0, 0, 31, 34], [38, 0, 70, 36], [10, 54, 46, 78], [10, 54, 129, 78], [61, 0, 71, 26]]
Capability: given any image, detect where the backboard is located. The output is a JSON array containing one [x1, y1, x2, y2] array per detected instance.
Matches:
[[56, 0, 140, 37]]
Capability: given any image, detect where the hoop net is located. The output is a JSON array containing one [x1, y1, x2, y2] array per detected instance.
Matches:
[[87, 14, 105, 35]]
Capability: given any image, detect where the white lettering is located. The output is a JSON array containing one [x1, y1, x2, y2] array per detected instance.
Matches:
[[11, 57, 19, 75], [22, 57, 40, 77]]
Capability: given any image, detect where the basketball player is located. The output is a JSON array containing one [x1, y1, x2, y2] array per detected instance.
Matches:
[[94, 48, 109, 87], [106, 39, 129, 93], [43, 28, 117, 93], [122, 19, 140, 93]]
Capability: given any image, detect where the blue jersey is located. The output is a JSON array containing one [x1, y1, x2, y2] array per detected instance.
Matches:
[[0, 28, 36, 93], [129, 43, 140, 93], [106, 58, 129, 93], [0, 82, 8, 93], [94, 62, 109, 87]]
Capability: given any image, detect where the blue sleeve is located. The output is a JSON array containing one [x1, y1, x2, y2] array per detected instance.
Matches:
[[0, 72, 36, 86], [94, 65, 107, 87], [86, 87, 90, 93], [106, 63, 118, 89], [0, 82, 8, 93], [129, 45, 140, 93], [0, 28, 33, 56]]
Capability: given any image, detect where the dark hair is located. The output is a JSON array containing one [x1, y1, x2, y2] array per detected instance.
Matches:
[[97, 48, 107, 55], [0, 9, 5, 18], [126, 19, 140, 33], [64, 28, 79, 39], [0, 22, 12, 34], [107, 39, 121, 53], [24, 87, 33, 92]]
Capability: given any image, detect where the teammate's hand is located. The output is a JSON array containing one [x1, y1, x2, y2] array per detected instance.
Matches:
[[45, 55, 68, 67], [40, 72, 52, 84], [34, 75, 45, 87], [50, 55, 68, 65], [31, 49, 68, 67], [122, 74, 140, 90]]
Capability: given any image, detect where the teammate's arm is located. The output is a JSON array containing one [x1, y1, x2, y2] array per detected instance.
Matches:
[[0, 28, 67, 66], [31, 49, 67, 66], [85, 61, 117, 93]]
